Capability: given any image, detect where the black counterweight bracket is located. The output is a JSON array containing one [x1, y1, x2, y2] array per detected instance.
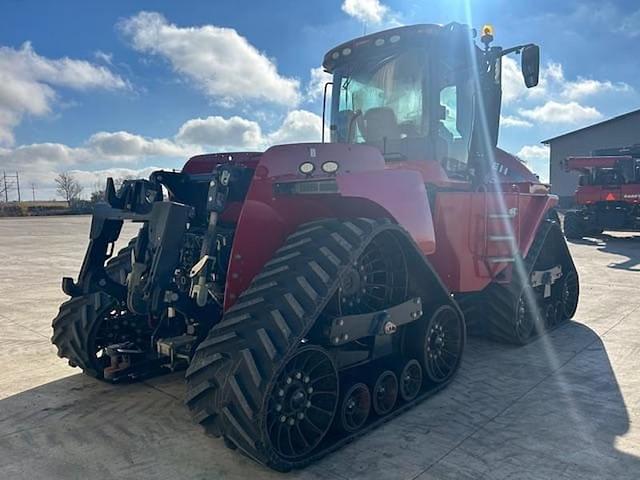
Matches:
[[327, 297, 423, 346], [106, 177, 162, 214], [63, 174, 186, 300]]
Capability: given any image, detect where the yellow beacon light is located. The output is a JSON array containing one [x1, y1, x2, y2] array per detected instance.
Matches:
[[482, 24, 494, 37], [480, 24, 494, 48]]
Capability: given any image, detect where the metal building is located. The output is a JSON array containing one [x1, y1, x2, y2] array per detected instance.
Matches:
[[543, 108, 640, 206]]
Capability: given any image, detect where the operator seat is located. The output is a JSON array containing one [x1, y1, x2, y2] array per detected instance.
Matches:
[[363, 107, 402, 143]]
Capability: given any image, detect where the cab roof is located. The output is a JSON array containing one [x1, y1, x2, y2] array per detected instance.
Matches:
[[322, 23, 468, 73]]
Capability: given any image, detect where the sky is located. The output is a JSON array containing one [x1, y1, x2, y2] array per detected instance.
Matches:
[[0, 0, 639, 199]]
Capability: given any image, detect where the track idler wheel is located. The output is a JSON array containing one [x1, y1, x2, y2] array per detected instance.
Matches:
[[265, 346, 339, 460], [339, 383, 371, 432], [559, 269, 579, 320], [372, 370, 398, 415], [421, 305, 464, 383], [518, 290, 540, 342], [399, 359, 422, 402]]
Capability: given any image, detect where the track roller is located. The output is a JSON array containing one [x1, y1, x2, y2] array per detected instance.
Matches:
[[372, 370, 398, 415], [338, 382, 371, 432], [399, 359, 422, 402]]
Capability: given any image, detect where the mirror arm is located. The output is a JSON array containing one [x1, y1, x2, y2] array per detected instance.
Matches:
[[499, 43, 535, 57]]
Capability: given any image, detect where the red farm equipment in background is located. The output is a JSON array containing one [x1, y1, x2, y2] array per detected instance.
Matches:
[[563, 144, 640, 239], [51, 23, 579, 470]]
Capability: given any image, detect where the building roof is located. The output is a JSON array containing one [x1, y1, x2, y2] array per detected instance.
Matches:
[[541, 107, 640, 144]]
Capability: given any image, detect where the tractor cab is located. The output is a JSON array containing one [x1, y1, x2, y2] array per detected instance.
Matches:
[[568, 155, 640, 188], [590, 159, 640, 187], [322, 23, 540, 182]]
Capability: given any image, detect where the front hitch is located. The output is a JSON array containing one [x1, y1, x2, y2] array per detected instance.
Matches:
[[62, 176, 164, 299]]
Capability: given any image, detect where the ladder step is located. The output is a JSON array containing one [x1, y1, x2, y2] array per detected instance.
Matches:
[[488, 235, 516, 242], [486, 256, 516, 263]]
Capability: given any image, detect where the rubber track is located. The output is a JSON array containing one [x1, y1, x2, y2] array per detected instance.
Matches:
[[481, 217, 578, 344], [51, 238, 137, 378], [184, 218, 461, 471]]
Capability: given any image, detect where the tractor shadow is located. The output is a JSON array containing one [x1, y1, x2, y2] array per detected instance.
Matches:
[[597, 234, 640, 271], [568, 233, 640, 271], [0, 322, 638, 479]]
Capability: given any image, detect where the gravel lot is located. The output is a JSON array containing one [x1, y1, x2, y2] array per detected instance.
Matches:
[[1, 215, 639, 480]]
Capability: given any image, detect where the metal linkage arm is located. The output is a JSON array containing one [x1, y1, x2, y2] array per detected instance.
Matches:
[[327, 297, 423, 346]]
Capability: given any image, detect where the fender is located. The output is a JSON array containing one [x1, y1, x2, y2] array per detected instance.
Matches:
[[223, 143, 437, 309]]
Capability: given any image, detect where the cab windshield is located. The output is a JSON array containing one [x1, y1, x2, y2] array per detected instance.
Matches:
[[331, 47, 474, 174]]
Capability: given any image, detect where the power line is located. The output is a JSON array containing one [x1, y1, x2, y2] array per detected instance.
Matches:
[[1, 171, 21, 202]]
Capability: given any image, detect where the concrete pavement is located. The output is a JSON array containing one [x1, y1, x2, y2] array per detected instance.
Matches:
[[0, 215, 639, 479]]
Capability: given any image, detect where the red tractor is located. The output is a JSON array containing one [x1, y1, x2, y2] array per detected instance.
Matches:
[[52, 23, 579, 471], [563, 145, 640, 239]]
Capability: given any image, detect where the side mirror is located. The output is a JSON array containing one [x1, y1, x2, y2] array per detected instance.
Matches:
[[521, 44, 540, 88]]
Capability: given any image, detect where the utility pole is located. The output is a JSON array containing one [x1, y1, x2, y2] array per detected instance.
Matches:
[[1, 171, 21, 202], [31, 183, 36, 202]]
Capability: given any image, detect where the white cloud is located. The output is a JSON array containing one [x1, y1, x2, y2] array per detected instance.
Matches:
[[0, 109, 325, 200], [0, 142, 89, 170], [501, 57, 529, 105], [341, 0, 389, 24], [176, 110, 323, 148], [175, 116, 263, 149], [516, 144, 550, 183], [501, 57, 633, 128], [516, 144, 549, 162], [518, 100, 603, 124], [306, 67, 333, 102], [502, 57, 632, 107], [94, 50, 114, 65], [500, 55, 636, 127], [561, 77, 631, 100], [119, 12, 300, 106], [0, 42, 127, 146], [87, 131, 191, 158], [500, 115, 533, 128], [268, 110, 323, 145]]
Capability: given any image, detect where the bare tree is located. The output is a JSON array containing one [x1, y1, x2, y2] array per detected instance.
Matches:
[[90, 179, 105, 203], [55, 172, 83, 207]]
